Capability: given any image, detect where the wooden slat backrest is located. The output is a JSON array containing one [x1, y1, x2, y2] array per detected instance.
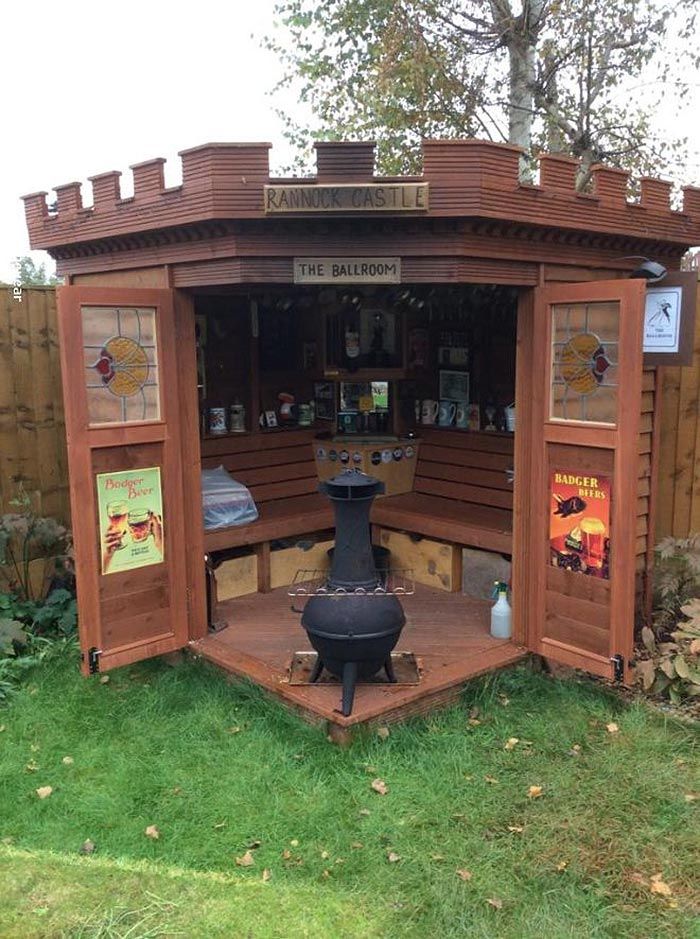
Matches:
[[200, 429, 320, 504], [415, 429, 514, 510]]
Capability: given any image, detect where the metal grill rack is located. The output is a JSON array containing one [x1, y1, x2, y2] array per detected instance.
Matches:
[[288, 569, 414, 598]]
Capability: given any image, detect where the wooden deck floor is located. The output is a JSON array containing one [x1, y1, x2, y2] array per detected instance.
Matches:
[[191, 585, 526, 730]]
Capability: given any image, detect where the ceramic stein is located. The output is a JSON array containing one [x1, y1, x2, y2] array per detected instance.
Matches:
[[438, 400, 457, 427], [455, 402, 469, 429], [229, 402, 246, 432], [421, 399, 439, 425], [208, 407, 227, 435], [298, 403, 313, 426]]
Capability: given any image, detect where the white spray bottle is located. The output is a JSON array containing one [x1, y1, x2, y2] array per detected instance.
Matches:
[[490, 581, 512, 639]]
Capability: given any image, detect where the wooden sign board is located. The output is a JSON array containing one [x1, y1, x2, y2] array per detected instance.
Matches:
[[294, 257, 401, 284], [264, 183, 429, 214], [643, 271, 697, 366]]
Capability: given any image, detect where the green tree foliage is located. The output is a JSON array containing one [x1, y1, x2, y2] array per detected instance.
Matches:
[[267, 0, 699, 184], [14, 255, 60, 286]]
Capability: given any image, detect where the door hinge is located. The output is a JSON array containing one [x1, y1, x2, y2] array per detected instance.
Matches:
[[610, 653, 625, 683], [87, 647, 102, 674]]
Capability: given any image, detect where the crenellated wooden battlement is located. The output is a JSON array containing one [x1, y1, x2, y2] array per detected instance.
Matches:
[[23, 139, 700, 253]]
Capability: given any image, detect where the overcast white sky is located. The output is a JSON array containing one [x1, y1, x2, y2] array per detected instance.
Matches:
[[2, 0, 698, 282]]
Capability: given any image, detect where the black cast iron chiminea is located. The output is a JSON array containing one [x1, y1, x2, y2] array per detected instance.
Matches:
[[300, 469, 406, 716]]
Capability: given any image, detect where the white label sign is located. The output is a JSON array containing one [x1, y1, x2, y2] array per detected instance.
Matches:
[[643, 286, 682, 353], [294, 257, 401, 284]]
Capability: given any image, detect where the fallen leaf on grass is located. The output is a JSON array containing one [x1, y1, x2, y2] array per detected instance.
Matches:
[[322, 869, 331, 878], [484, 775, 498, 785], [235, 850, 255, 867], [468, 718, 481, 727], [1, 836, 15, 845], [358, 808, 371, 817], [556, 860, 568, 871], [504, 737, 519, 750], [248, 840, 262, 850], [568, 744, 582, 757], [649, 874, 673, 897], [371, 778, 389, 795], [527, 785, 543, 799], [507, 825, 524, 834], [25, 761, 38, 773], [487, 898, 503, 910], [290, 839, 299, 847], [227, 726, 241, 735], [144, 825, 160, 840], [35, 786, 53, 799], [430, 854, 445, 862], [282, 849, 292, 860], [320, 850, 330, 860], [351, 841, 363, 849], [0, 725, 5, 732], [213, 821, 226, 830], [262, 868, 271, 883], [606, 722, 619, 734], [498, 695, 510, 706], [171, 786, 182, 796], [30, 744, 40, 752], [61, 756, 74, 766], [377, 726, 390, 740], [456, 869, 472, 881], [684, 792, 698, 802], [79, 839, 96, 855], [99, 675, 110, 684], [387, 851, 401, 863]]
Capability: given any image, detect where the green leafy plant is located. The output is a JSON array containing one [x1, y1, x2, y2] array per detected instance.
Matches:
[[0, 485, 73, 602], [633, 535, 700, 703]]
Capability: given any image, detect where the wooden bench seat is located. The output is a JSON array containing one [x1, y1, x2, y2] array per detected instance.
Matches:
[[371, 428, 515, 556], [203, 492, 333, 553], [201, 428, 332, 554], [372, 492, 512, 555]]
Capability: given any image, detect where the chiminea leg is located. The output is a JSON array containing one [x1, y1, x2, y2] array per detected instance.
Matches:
[[341, 661, 358, 716], [309, 654, 324, 683], [384, 655, 397, 683]]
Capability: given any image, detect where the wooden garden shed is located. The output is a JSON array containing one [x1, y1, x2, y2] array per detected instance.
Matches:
[[23, 139, 700, 730]]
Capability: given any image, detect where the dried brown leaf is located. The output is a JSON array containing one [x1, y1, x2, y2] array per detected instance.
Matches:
[[144, 825, 160, 840], [351, 841, 364, 849], [79, 839, 96, 855], [387, 851, 401, 863], [377, 726, 390, 740], [467, 718, 481, 727], [371, 778, 389, 795], [507, 825, 524, 833], [487, 898, 503, 910], [556, 860, 568, 871], [527, 785, 543, 799], [61, 756, 74, 766], [99, 675, 110, 684], [484, 775, 498, 785], [456, 869, 472, 881], [25, 760, 38, 773], [35, 786, 53, 799], [684, 792, 699, 802], [504, 737, 519, 750], [235, 850, 255, 867], [649, 876, 672, 897], [606, 722, 619, 734], [320, 850, 330, 860], [262, 868, 271, 883]]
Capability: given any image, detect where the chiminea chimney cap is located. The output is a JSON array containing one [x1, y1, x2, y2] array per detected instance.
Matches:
[[321, 468, 385, 500]]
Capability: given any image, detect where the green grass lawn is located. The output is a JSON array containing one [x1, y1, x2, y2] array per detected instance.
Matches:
[[0, 654, 697, 938]]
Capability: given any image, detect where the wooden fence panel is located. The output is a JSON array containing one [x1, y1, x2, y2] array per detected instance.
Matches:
[[0, 286, 69, 522], [657, 272, 700, 538]]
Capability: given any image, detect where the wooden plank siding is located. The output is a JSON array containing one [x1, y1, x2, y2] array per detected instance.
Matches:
[[657, 272, 700, 537], [0, 286, 69, 522]]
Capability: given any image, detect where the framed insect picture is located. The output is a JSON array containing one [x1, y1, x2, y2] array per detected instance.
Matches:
[[439, 369, 470, 402]]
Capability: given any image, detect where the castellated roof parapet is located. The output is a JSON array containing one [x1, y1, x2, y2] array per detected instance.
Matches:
[[21, 139, 700, 252]]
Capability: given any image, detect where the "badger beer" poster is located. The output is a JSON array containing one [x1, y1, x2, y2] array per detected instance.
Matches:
[[550, 470, 611, 579], [96, 467, 165, 575]]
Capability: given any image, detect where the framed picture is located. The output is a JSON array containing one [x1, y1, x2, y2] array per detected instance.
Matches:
[[314, 381, 336, 421], [642, 272, 697, 366], [439, 369, 470, 402]]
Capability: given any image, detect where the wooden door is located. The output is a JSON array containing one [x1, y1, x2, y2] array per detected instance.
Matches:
[[525, 279, 646, 682], [57, 286, 202, 674]]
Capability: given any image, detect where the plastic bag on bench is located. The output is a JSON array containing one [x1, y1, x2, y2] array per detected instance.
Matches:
[[202, 465, 258, 530]]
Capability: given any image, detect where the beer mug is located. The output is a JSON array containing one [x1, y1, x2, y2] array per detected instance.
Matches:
[[421, 399, 439, 425], [580, 517, 606, 569], [106, 500, 128, 549], [438, 400, 457, 427], [455, 403, 469, 428], [128, 508, 152, 543]]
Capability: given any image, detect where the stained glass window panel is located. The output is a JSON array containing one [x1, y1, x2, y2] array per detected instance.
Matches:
[[550, 301, 619, 425], [82, 306, 160, 425]]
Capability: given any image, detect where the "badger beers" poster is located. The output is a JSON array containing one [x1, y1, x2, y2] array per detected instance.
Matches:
[[96, 467, 165, 575], [550, 470, 611, 579]]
